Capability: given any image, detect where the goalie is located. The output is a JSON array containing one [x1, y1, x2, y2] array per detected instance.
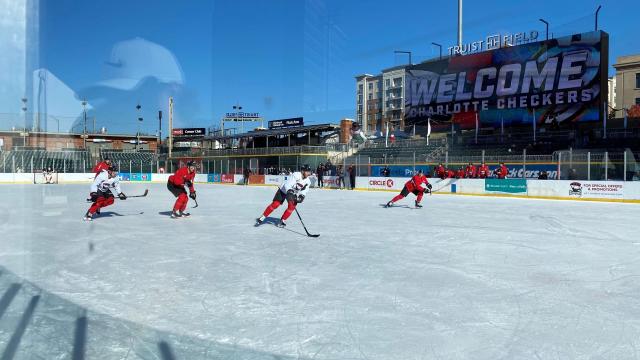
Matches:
[[42, 167, 55, 184]]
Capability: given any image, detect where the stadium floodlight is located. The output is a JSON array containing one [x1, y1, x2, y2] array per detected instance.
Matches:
[[431, 42, 442, 60], [539, 19, 549, 41], [394, 50, 412, 65]]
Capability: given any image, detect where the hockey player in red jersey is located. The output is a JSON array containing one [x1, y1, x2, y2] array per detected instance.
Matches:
[[434, 163, 446, 179], [92, 158, 112, 177], [495, 162, 509, 179], [456, 167, 465, 179], [477, 162, 490, 179], [385, 170, 432, 208], [465, 162, 477, 178], [167, 161, 197, 218], [256, 165, 312, 228], [84, 166, 126, 221]]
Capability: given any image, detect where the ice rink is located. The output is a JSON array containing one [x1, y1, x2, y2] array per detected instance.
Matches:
[[1, 182, 640, 359]]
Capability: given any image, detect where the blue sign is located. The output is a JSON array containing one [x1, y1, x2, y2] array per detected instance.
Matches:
[[207, 173, 221, 183], [503, 164, 558, 179], [371, 165, 431, 178], [118, 173, 151, 181]]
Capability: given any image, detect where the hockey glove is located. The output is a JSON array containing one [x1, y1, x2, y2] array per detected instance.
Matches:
[[189, 191, 197, 200], [286, 189, 297, 203], [90, 192, 98, 202], [426, 183, 432, 190], [185, 180, 193, 188], [296, 194, 305, 203], [118, 193, 127, 200]]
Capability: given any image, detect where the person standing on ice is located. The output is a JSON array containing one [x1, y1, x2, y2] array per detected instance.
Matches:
[[84, 166, 127, 221], [256, 165, 312, 228], [385, 169, 431, 208], [167, 161, 197, 218]]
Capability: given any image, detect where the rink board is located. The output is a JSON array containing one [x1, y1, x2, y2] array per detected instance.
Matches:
[[1, 172, 639, 202]]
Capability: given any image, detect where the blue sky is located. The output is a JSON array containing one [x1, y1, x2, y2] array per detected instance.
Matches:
[[37, 0, 640, 134]]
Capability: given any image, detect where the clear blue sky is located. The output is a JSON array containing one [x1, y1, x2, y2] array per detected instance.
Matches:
[[39, 0, 640, 134]]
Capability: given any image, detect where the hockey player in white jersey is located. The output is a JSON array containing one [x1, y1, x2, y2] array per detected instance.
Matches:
[[84, 166, 127, 221], [256, 164, 312, 227]]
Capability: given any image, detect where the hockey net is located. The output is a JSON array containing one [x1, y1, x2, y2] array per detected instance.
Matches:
[[33, 171, 59, 184]]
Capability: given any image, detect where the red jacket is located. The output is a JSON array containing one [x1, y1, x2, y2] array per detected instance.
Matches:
[[447, 169, 456, 178], [93, 161, 110, 174], [496, 165, 508, 179], [465, 165, 476, 178], [434, 165, 446, 179], [405, 174, 429, 193], [456, 169, 465, 179], [169, 167, 196, 192], [477, 165, 489, 179]]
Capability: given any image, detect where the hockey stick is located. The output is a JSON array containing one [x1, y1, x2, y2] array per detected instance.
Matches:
[[192, 198, 199, 208], [127, 189, 149, 198], [294, 208, 320, 238]]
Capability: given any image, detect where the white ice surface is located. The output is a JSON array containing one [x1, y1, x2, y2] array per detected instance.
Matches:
[[1, 183, 640, 359]]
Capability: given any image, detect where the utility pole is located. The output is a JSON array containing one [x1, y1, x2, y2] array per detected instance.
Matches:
[[457, 0, 462, 48], [169, 97, 174, 159]]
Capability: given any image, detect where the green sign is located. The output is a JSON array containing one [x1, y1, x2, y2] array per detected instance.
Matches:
[[485, 178, 527, 193]]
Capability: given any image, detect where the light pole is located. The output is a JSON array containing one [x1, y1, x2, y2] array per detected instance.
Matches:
[[432, 42, 442, 60], [394, 50, 412, 65], [136, 103, 143, 151], [21, 97, 28, 146], [539, 19, 549, 41], [50, 116, 60, 133], [595, 5, 602, 31], [233, 104, 243, 134], [82, 99, 87, 149]]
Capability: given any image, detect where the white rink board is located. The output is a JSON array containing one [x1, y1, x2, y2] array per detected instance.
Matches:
[[0, 183, 639, 359]]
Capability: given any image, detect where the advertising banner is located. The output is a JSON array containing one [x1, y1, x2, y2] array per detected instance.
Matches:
[[568, 181, 623, 198], [367, 177, 406, 191], [268, 117, 304, 129], [265, 175, 283, 185], [234, 174, 245, 184], [118, 173, 131, 181], [172, 128, 206, 137], [322, 176, 341, 188], [207, 173, 221, 183], [221, 174, 235, 183], [371, 165, 431, 178], [130, 173, 152, 182], [504, 164, 558, 179], [485, 178, 528, 193], [249, 175, 265, 184], [404, 31, 607, 129]]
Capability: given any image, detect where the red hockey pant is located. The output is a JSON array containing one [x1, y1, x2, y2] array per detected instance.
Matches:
[[88, 196, 114, 214], [262, 199, 296, 221]]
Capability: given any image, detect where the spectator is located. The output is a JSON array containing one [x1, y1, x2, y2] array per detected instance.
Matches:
[[447, 168, 456, 178], [316, 163, 324, 188], [382, 166, 391, 177], [243, 167, 251, 185], [465, 162, 477, 178], [348, 164, 356, 190], [495, 162, 508, 179], [336, 165, 345, 189], [568, 168, 578, 180], [538, 171, 548, 180], [456, 167, 465, 179], [477, 162, 489, 179]]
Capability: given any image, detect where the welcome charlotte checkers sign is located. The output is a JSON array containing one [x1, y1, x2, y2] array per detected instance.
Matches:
[[485, 179, 528, 194], [404, 31, 608, 127]]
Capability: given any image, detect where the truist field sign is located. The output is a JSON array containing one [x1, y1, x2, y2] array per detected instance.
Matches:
[[405, 31, 608, 127]]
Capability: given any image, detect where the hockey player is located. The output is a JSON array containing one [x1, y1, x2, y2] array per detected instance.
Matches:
[[477, 162, 490, 179], [385, 170, 432, 208], [456, 167, 465, 179], [495, 162, 509, 179], [434, 163, 446, 179], [256, 165, 312, 228], [465, 162, 477, 178], [93, 158, 112, 177], [84, 166, 126, 221], [167, 161, 197, 218]]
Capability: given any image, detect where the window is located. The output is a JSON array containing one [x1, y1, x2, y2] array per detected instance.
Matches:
[[358, 94, 362, 103], [394, 77, 402, 86], [368, 82, 373, 90], [636, 73, 640, 88], [636, 97, 640, 105], [358, 84, 363, 93], [385, 79, 390, 87]]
